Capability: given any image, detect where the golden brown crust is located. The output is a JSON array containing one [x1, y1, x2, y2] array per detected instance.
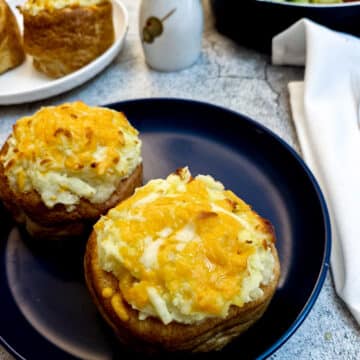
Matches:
[[0, 163, 143, 239], [84, 227, 281, 352], [21, 2, 114, 78], [0, 0, 25, 74]]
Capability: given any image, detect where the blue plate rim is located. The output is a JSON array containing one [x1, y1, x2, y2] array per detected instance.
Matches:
[[0, 97, 331, 360]]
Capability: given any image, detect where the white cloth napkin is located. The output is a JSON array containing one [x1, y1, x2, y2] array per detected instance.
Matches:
[[272, 19, 360, 325]]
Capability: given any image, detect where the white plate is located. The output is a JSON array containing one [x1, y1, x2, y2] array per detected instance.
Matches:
[[0, 0, 128, 105]]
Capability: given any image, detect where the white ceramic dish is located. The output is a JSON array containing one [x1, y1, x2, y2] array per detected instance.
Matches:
[[0, 0, 128, 106]]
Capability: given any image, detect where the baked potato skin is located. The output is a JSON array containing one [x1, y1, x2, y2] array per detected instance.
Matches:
[[0, 162, 143, 239], [84, 223, 280, 353], [21, 1, 114, 78], [0, 0, 25, 74]]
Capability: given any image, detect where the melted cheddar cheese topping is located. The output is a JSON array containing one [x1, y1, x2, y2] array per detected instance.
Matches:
[[95, 167, 276, 325], [23, 0, 107, 15], [0, 101, 142, 211]]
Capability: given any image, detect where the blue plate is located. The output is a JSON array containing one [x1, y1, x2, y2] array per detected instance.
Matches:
[[0, 98, 331, 359]]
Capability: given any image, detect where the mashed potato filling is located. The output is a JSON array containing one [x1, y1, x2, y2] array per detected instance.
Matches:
[[1, 101, 142, 211], [95, 167, 276, 325], [23, 0, 107, 16]]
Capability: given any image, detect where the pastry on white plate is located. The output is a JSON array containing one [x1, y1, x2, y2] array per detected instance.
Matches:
[[20, 0, 115, 78], [0, 0, 25, 74]]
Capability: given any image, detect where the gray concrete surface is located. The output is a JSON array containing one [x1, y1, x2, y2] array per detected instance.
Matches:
[[0, 0, 359, 359]]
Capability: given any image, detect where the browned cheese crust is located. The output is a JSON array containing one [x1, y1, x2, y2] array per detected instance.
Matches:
[[21, 1, 114, 78], [0, 0, 25, 74], [0, 160, 143, 239], [84, 225, 281, 353]]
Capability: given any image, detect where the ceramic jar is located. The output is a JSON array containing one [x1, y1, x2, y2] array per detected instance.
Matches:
[[139, 0, 204, 72]]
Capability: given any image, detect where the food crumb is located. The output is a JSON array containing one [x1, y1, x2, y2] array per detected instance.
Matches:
[[102, 287, 114, 298], [324, 332, 333, 341]]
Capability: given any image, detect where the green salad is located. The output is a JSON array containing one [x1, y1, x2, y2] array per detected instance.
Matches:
[[274, 0, 350, 3]]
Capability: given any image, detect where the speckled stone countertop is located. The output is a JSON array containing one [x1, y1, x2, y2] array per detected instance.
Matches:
[[1, 1, 359, 359]]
